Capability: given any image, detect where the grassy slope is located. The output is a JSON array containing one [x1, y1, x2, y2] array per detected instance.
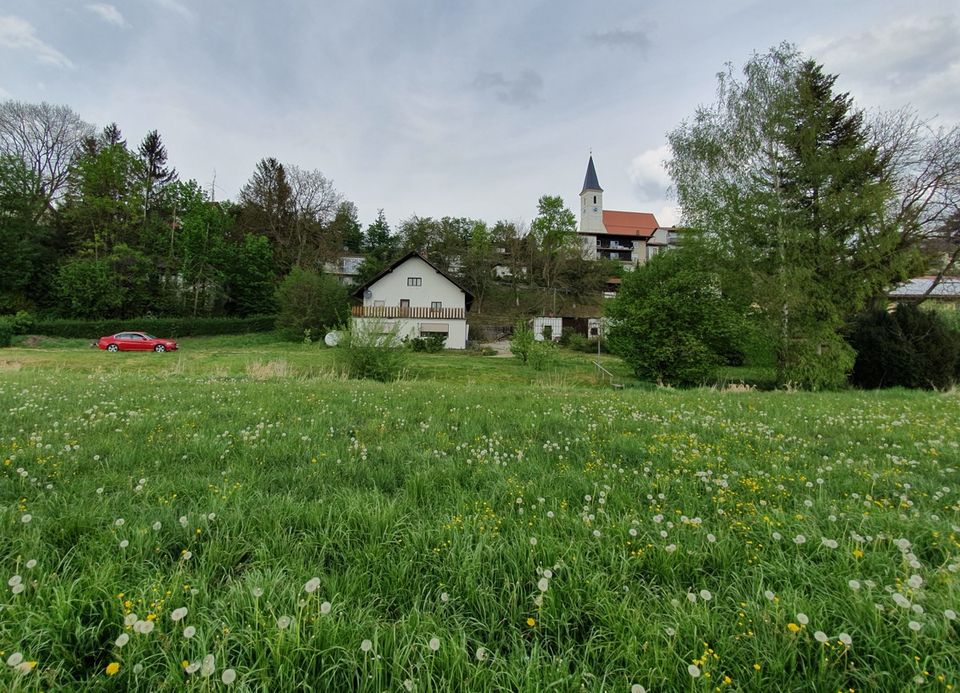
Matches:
[[0, 343, 958, 691]]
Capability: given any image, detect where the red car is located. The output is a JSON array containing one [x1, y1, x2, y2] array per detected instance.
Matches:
[[97, 332, 178, 353]]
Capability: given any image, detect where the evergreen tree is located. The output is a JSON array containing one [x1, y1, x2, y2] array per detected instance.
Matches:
[[328, 201, 363, 252]]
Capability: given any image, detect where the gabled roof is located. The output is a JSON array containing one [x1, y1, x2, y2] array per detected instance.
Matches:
[[351, 251, 474, 311], [601, 210, 660, 238], [581, 156, 603, 194]]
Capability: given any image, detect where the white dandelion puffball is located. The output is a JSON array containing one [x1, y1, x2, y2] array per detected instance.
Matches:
[[592, 529, 601, 538], [25, 560, 36, 570], [631, 686, 646, 693], [665, 544, 677, 553], [320, 600, 332, 614], [538, 578, 550, 592], [251, 587, 264, 598], [186, 661, 201, 674], [7, 575, 21, 587], [848, 579, 861, 591], [171, 607, 188, 621], [707, 533, 716, 543], [429, 637, 440, 651], [152, 522, 161, 531], [908, 620, 922, 632], [222, 669, 237, 685], [764, 590, 775, 601], [114, 518, 125, 527], [814, 631, 829, 643], [908, 574, 923, 589], [11, 583, 25, 595], [20, 514, 32, 523], [530, 537, 537, 546], [124, 613, 138, 626], [179, 516, 188, 527], [360, 639, 373, 653], [543, 569, 553, 579], [277, 616, 292, 630], [476, 647, 487, 661], [181, 550, 193, 561], [119, 539, 129, 549], [821, 538, 838, 549], [796, 613, 809, 625], [945, 609, 957, 621], [687, 592, 697, 603], [115, 633, 129, 647], [183, 625, 196, 638], [6, 652, 23, 667], [208, 513, 216, 521], [665, 626, 676, 636], [133, 663, 143, 674], [688, 664, 701, 677], [200, 654, 215, 677], [838, 633, 852, 646], [304, 577, 320, 593], [135, 620, 155, 635], [772, 532, 782, 541], [793, 534, 806, 545], [699, 590, 712, 601]]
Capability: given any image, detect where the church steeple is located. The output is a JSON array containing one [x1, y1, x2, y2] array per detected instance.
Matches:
[[581, 155, 603, 194]]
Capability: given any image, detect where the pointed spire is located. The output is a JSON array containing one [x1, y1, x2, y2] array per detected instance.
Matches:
[[581, 155, 603, 194]]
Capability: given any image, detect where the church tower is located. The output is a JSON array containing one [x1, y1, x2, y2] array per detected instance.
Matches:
[[579, 155, 605, 236]]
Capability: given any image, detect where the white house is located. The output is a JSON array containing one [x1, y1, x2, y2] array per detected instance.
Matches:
[[350, 251, 473, 349], [323, 254, 365, 285], [577, 155, 678, 269]]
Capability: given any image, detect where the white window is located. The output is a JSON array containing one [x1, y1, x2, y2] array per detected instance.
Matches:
[[407, 277, 422, 286], [431, 301, 442, 311]]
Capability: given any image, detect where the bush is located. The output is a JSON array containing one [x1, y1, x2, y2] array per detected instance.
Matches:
[[848, 304, 960, 389], [0, 317, 12, 347], [780, 331, 855, 391], [528, 340, 555, 371], [561, 332, 589, 351], [27, 315, 276, 339], [275, 268, 349, 341], [606, 250, 746, 386], [336, 321, 409, 381], [408, 334, 446, 353], [8, 310, 34, 335], [509, 320, 534, 363]]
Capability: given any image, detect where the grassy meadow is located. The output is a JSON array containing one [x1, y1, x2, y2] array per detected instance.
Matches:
[[1, 336, 959, 690]]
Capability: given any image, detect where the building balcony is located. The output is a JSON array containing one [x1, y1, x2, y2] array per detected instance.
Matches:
[[352, 305, 466, 320]]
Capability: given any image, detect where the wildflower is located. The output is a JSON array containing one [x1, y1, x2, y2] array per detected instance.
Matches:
[[133, 663, 143, 674], [304, 577, 320, 594], [538, 578, 550, 592], [183, 626, 196, 638], [687, 592, 697, 603], [700, 590, 712, 601], [25, 560, 36, 569], [6, 652, 23, 667], [753, 663, 761, 671], [530, 537, 537, 546], [15, 661, 37, 674], [360, 639, 373, 653], [793, 534, 806, 545], [908, 574, 923, 589], [848, 579, 861, 591], [404, 679, 414, 691], [476, 647, 487, 661], [893, 593, 911, 609], [908, 620, 922, 632], [592, 529, 601, 538], [527, 617, 536, 627], [852, 549, 864, 558], [796, 613, 809, 625], [820, 538, 838, 549], [428, 637, 440, 651], [8, 575, 21, 587], [181, 550, 192, 560], [319, 600, 332, 614], [186, 661, 201, 674], [688, 664, 701, 677], [207, 513, 216, 521], [707, 533, 716, 543], [665, 627, 676, 636], [134, 620, 155, 635], [200, 654, 215, 677], [221, 669, 237, 685], [764, 590, 775, 601], [119, 540, 129, 549], [787, 623, 801, 633], [152, 522, 161, 531], [171, 607, 188, 622], [124, 613, 138, 626], [665, 544, 677, 553], [440, 592, 449, 602], [543, 569, 553, 579], [114, 518, 125, 527], [115, 633, 129, 647], [945, 609, 957, 621], [546, 511, 555, 519], [251, 587, 264, 598], [838, 633, 852, 646], [20, 513, 32, 523], [814, 631, 829, 643], [179, 516, 188, 527], [11, 583, 24, 595], [631, 686, 647, 693], [106, 662, 120, 676], [772, 532, 782, 541], [277, 616, 291, 630]]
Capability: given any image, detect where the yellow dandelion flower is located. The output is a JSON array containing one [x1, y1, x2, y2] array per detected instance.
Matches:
[[786, 623, 801, 633], [753, 664, 761, 671], [526, 617, 536, 627], [106, 662, 120, 676]]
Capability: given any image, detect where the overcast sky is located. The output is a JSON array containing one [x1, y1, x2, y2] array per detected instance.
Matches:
[[2, 0, 958, 229]]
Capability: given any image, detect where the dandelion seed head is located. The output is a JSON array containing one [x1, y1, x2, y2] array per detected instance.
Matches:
[[25, 560, 36, 570], [304, 577, 320, 594], [360, 639, 373, 653], [796, 612, 809, 625], [814, 630, 828, 643], [428, 637, 440, 651], [171, 607, 188, 622], [908, 620, 922, 632], [277, 616, 291, 630], [115, 633, 129, 647], [6, 652, 23, 667], [222, 668, 236, 685], [688, 664, 701, 677], [183, 626, 196, 638]]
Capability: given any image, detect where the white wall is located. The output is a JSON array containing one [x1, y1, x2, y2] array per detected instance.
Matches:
[[363, 256, 467, 310], [353, 317, 469, 349]]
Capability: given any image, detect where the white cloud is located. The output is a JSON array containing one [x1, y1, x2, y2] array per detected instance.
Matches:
[[627, 144, 671, 199], [153, 0, 195, 22], [805, 14, 960, 122], [86, 3, 127, 27], [0, 15, 73, 68], [656, 204, 680, 227]]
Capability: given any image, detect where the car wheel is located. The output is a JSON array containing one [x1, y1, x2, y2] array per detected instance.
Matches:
[[107, 344, 119, 352], [154, 344, 166, 353]]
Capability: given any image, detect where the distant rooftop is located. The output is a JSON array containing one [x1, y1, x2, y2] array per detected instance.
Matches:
[[889, 276, 960, 299], [581, 155, 603, 194]]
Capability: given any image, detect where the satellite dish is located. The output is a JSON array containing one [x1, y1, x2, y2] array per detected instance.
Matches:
[[324, 331, 342, 347], [363, 289, 373, 299]]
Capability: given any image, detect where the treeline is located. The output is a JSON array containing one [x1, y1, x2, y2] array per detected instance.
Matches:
[[0, 100, 613, 324]]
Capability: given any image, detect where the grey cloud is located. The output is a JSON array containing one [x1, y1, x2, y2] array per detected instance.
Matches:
[[0, 15, 73, 68], [473, 69, 543, 107], [585, 28, 651, 53]]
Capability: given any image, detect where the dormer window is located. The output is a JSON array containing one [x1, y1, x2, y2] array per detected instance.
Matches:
[[407, 277, 422, 286]]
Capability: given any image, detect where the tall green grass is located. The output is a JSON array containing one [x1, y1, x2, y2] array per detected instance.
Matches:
[[0, 348, 958, 690]]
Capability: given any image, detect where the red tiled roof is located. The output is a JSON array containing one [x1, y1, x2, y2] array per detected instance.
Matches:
[[602, 210, 659, 238]]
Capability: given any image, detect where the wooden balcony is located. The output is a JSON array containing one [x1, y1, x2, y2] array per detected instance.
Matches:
[[352, 305, 466, 320]]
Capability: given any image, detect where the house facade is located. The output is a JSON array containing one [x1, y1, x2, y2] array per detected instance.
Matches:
[[577, 155, 677, 269], [350, 251, 473, 349]]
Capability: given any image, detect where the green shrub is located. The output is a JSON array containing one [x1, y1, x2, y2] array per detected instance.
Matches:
[[509, 321, 534, 363], [562, 332, 589, 351], [275, 268, 349, 341], [10, 310, 34, 335], [337, 321, 409, 381], [28, 315, 276, 339], [780, 331, 855, 391], [0, 317, 12, 347], [848, 304, 960, 389], [408, 334, 446, 353], [528, 340, 555, 371]]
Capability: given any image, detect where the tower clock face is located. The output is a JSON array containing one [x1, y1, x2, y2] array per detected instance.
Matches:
[[592, 206, 598, 213]]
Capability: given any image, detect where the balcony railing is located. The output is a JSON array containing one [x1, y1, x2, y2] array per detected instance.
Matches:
[[352, 305, 466, 320]]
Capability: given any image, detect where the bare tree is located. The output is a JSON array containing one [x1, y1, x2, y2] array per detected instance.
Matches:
[[872, 109, 960, 299], [287, 165, 342, 267], [0, 100, 94, 216]]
